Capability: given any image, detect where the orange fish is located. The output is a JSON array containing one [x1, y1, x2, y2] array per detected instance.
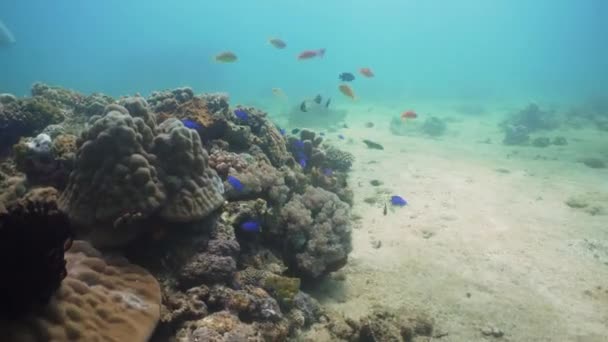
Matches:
[[298, 48, 325, 60], [359, 67, 374, 78], [401, 110, 417, 121], [214, 51, 237, 63], [339, 84, 356, 100], [269, 38, 287, 49]]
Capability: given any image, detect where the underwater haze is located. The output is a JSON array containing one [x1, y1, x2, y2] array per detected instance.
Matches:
[[1, 0, 607, 106], [2, 1, 608, 341]]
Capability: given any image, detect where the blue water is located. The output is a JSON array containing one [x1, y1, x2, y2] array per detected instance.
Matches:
[[1, 0, 606, 106]]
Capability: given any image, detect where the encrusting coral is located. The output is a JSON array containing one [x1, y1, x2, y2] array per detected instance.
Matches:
[[0, 240, 162, 342]]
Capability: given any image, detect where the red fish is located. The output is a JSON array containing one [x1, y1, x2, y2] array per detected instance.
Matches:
[[401, 110, 417, 121], [297, 48, 325, 60], [359, 67, 374, 78]]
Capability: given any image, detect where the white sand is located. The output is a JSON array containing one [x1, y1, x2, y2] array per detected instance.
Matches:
[[312, 106, 608, 341]]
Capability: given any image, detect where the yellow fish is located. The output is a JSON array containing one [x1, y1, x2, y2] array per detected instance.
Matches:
[[339, 84, 356, 100], [214, 51, 237, 63]]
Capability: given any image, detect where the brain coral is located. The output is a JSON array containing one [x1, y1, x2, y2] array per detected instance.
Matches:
[[0, 240, 162, 342], [280, 186, 352, 278]]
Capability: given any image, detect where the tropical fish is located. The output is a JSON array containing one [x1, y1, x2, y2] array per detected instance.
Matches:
[[359, 67, 374, 78], [293, 140, 305, 150], [240, 220, 261, 232], [338, 84, 356, 100], [390, 195, 407, 207], [401, 110, 417, 121], [299, 158, 307, 168], [365, 122, 374, 128], [234, 108, 249, 120], [272, 88, 286, 97], [227, 175, 244, 192], [362, 139, 384, 150], [319, 132, 325, 136], [279, 128, 286, 136], [300, 101, 308, 112], [338, 134, 345, 140], [214, 51, 238, 63], [314, 94, 322, 104], [323, 168, 333, 176], [291, 128, 300, 134], [325, 98, 331, 108], [0, 20, 16, 45], [268, 37, 287, 49], [383, 203, 388, 215], [339, 72, 355, 82], [297, 48, 325, 60], [181, 119, 202, 130]]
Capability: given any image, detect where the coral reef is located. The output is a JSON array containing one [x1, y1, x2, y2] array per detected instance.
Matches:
[[13, 133, 75, 189], [500, 103, 558, 145], [153, 118, 225, 222], [421, 116, 447, 136], [59, 103, 224, 246], [278, 186, 352, 278], [0, 194, 72, 319], [0, 96, 65, 151], [0, 84, 360, 341], [58, 106, 166, 245]]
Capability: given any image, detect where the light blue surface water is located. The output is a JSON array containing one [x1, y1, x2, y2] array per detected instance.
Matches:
[[1, 0, 606, 107]]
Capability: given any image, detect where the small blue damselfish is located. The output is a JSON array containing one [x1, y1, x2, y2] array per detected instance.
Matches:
[[234, 108, 249, 121], [293, 140, 305, 150], [227, 175, 244, 192], [390, 195, 407, 207], [181, 119, 202, 130], [240, 220, 261, 232]]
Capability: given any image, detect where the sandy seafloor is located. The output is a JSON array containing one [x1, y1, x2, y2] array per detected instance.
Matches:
[[281, 102, 608, 341]]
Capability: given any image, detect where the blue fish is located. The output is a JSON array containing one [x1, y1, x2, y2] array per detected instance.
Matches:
[[240, 220, 261, 232], [181, 119, 202, 130], [234, 108, 249, 121], [293, 140, 305, 150], [279, 128, 286, 136], [299, 158, 307, 168], [323, 168, 333, 176], [338, 134, 345, 140], [227, 175, 244, 192], [390, 195, 407, 207]]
